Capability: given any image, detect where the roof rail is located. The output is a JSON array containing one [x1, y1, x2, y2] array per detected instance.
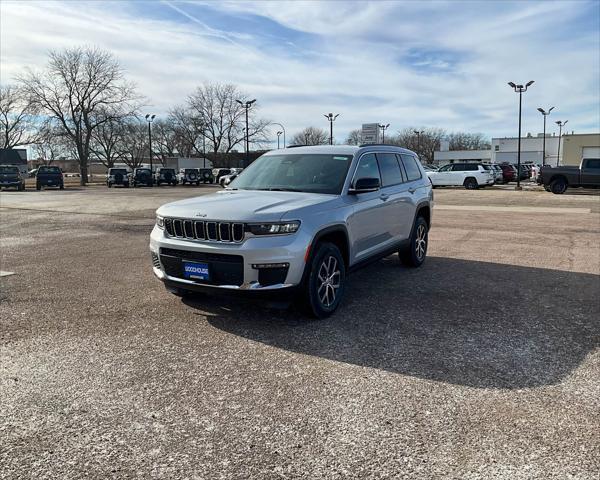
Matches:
[[359, 143, 401, 148], [286, 144, 309, 148]]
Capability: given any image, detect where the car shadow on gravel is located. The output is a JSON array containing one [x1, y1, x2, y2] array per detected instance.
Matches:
[[184, 257, 599, 389]]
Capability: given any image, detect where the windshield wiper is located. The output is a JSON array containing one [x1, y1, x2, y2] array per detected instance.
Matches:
[[256, 187, 301, 192]]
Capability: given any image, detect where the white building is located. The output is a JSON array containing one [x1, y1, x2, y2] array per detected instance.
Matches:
[[491, 133, 560, 165], [433, 149, 491, 166]]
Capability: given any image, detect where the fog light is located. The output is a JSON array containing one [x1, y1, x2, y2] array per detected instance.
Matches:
[[251, 263, 290, 269]]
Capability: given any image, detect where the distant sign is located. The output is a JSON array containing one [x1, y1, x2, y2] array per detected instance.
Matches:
[[361, 123, 380, 144]]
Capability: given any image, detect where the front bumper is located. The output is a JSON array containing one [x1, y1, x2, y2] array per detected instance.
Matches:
[[0, 181, 22, 187], [149, 225, 310, 291]]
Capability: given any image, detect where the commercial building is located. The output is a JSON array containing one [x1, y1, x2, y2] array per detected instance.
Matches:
[[560, 133, 600, 165]]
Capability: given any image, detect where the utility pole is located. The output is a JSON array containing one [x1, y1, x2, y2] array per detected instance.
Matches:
[[413, 129, 423, 155], [236, 99, 256, 167], [555, 120, 568, 166], [379, 124, 390, 143], [508, 81, 534, 190], [145, 114, 156, 184]]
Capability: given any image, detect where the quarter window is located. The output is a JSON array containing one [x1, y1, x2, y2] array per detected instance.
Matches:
[[353, 153, 380, 186], [376, 153, 404, 186], [400, 154, 422, 181]]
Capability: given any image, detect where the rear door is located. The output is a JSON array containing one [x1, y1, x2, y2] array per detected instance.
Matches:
[[399, 154, 426, 238], [432, 164, 453, 185], [581, 158, 600, 186]]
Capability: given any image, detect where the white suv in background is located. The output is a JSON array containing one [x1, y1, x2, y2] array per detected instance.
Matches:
[[426, 163, 494, 189]]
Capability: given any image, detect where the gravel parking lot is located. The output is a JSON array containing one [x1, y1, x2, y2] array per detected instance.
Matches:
[[1, 186, 599, 479]]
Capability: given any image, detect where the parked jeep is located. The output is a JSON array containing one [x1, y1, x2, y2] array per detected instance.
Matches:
[[155, 168, 178, 186], [178, 168, 201, 186], [107, 167, 130, 188], [0, 165, 26, 191], [151, 145, 433, 318], [212, 168, 232, 184], [36, 165, 64, 190], [539, 158, 600, 194], [198, 168, 214, 184], [132, 168, 154, 187]]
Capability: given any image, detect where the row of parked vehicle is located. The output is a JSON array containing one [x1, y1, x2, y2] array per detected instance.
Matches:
[[0, 165, 64, 191], [423, 162, 542, 189], [106, 167, 243, 188]]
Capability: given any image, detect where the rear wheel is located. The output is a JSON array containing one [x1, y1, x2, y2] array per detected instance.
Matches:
[[550, 177, 567, 194], [399, 216, 428, 268], [36, 183, 41, 191], [301, 242, 346, 319], [464, 177, 478, 189], [59, 183, 64, 190]]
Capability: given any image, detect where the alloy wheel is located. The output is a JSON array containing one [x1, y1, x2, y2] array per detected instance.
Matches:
[[415, 224, 427, 260], [317, 255, 341, 308]]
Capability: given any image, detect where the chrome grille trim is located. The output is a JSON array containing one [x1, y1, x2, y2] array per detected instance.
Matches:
[[163, 218, 244, 243]]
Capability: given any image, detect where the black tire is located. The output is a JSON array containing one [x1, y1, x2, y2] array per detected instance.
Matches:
[[108, 182, 112, 188], [550, 177, 567, 194], [196, 181, 200, 186], [301, 242, 346, 319], [399, 216, 429, 268], [36, 184, 41, 191], [464, 177, 478, 190], [59, 183, 64, 190]]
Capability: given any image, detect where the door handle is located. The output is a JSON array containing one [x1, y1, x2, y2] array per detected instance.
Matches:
[[379, 193, 389, 201], [408, 187, 416, 194]]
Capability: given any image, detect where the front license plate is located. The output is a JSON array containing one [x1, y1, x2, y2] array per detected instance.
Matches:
[[182, 261, 210, 281]]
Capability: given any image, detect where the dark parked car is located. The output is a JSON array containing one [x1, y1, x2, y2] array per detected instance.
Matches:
[[36, 165, 64, 190], [178, 168, 201, 186], [198, 168, 214, 184], [499, 163, 517, 183], [107, 167, 130, 188], [155, 168, 178, 186], [132, 168, 154, 187], [0, 165, 26, 191], [539, 158, 600, 194]]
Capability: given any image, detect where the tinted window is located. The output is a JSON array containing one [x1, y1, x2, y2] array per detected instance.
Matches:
[[0, 166, 19, 173], [584, 159, 600, 169], [400, 154, 422, 181], [438, 164, 452, 172], [481, 164, 491, 170], [376, 153, 403, 186], [353, 153, 380, 185], [38, 166, 61, 174]]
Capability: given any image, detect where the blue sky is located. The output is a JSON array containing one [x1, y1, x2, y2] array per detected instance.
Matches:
[[1, 0, 599, 145]]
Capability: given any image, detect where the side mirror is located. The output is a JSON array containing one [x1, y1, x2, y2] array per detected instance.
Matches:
[[349, 177, 380, 194]]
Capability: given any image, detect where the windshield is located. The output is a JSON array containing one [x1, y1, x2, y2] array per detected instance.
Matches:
[[231, 153, 353, 194], [38, 166, 61, 173], [0, 166, 19, 173], [110, 169, 127, 174]]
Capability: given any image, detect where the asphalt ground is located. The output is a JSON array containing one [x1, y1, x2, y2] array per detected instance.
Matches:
[[1, 185, 599, 479]]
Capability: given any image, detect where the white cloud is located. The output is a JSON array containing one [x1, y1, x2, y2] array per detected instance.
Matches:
[[1, 0, 598, 144]]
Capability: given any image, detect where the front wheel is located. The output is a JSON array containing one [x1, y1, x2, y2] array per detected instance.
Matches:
[[59, 183, 64, 190], [399, 216, 429, 268], [36, 184, 41, 191], [301, 242, 346, 319]]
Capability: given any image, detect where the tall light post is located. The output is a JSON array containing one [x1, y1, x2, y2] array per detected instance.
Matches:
[[324, 113, 339, 145], [379, 123, 390, 143], [537, 107, 554, 166], [236, 99, 256, 167], [413, 129, 424, 155], [555, 120, 568, 166], [271, 122, 286, 148], [145, 114, 156, 182], [508, 80, 534, 190], [276, 131, 283, 149]]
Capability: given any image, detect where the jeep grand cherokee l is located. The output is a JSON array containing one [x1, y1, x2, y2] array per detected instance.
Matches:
[[150, 145, 433, 318]]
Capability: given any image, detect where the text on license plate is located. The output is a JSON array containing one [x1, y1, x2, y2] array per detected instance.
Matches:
[[183, 261, 210, 280]]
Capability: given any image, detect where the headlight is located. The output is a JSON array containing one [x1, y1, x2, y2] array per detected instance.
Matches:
[[248, 221, 300, 235], [156, 215, 165, 229]]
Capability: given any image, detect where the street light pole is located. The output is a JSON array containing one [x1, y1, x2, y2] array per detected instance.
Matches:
[[276, 131, 282, 149], [413, 129, 423, 155], [271, 122, 286, 148], [537, 107, 554, 166], [555, 120, 568, 166], [324, 113, 339, 145], [379, 123, 390, 143], [508, 81, 534, 190], [145, 114, 156, 184], [236, 99, 256, 167]]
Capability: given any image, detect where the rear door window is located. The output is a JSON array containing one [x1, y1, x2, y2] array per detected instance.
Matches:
[[584, 159, 600, 169], [400, 154, 422, 181], [376, 153, 404, 186]]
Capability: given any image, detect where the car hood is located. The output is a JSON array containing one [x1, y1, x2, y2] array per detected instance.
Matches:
[[157, 189, 336, 221]]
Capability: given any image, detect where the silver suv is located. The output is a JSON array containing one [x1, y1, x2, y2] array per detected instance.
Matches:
[[150, 145, 433, 318]]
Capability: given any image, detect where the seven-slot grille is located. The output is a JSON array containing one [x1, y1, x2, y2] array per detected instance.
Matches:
[[164, 218, 244, 243]]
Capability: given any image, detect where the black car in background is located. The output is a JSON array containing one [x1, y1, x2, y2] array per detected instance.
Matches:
[[198, 168, 214, 184], [0, 165, 26, 191], [154, 168, 178, 186], [132, 168, 153, 187], [36, 165, 64, 190]]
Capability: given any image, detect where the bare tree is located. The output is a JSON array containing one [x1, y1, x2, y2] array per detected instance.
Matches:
[[119, 121, 147, 170], [448, 132, 490, 151], [290, 126, 329, 146], [19, 46, 139, 185], [186, 83, 270, 154], [389, 127, 446, 164], [0, 84, 39, 149], [90, 117, 130, 168], [30, 121, 69, 165], [153, 118, 180, 165], [346, 129, 362, 145]]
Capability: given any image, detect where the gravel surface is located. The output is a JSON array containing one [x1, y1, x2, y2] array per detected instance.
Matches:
[[1, 187, 599, 479]]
